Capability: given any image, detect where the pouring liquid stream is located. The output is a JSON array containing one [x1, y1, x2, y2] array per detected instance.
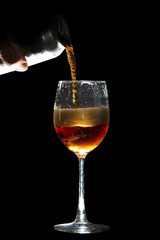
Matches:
[[65, 45, 78, 108]]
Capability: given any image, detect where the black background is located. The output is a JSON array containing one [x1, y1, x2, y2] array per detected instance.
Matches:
[[0, 6, 146, 239]]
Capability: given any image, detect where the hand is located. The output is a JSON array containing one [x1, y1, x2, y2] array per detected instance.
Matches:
[[0, 38, 28, 72]]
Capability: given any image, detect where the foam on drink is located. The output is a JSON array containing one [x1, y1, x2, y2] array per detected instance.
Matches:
[[54, 106, 109, 127]]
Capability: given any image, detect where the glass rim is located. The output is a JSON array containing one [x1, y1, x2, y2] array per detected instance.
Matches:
[[58, 80, 107, 83]]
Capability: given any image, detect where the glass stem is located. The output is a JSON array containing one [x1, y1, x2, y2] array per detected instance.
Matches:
[[75, 157, 88, 223]]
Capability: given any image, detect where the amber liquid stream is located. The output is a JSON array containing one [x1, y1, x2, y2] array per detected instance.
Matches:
[[65, 45, 78, 108]]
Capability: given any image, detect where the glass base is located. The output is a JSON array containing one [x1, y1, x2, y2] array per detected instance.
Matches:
[[54, 221, 109, 234]]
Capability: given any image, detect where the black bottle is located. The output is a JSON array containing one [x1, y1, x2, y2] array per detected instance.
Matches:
[[0, 15, 71, 75]]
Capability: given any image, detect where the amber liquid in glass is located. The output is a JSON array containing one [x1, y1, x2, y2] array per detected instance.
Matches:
[[54, 106, 109, 157]]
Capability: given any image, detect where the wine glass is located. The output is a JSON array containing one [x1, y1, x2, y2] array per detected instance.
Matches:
[[53, 80, 110, 234]]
